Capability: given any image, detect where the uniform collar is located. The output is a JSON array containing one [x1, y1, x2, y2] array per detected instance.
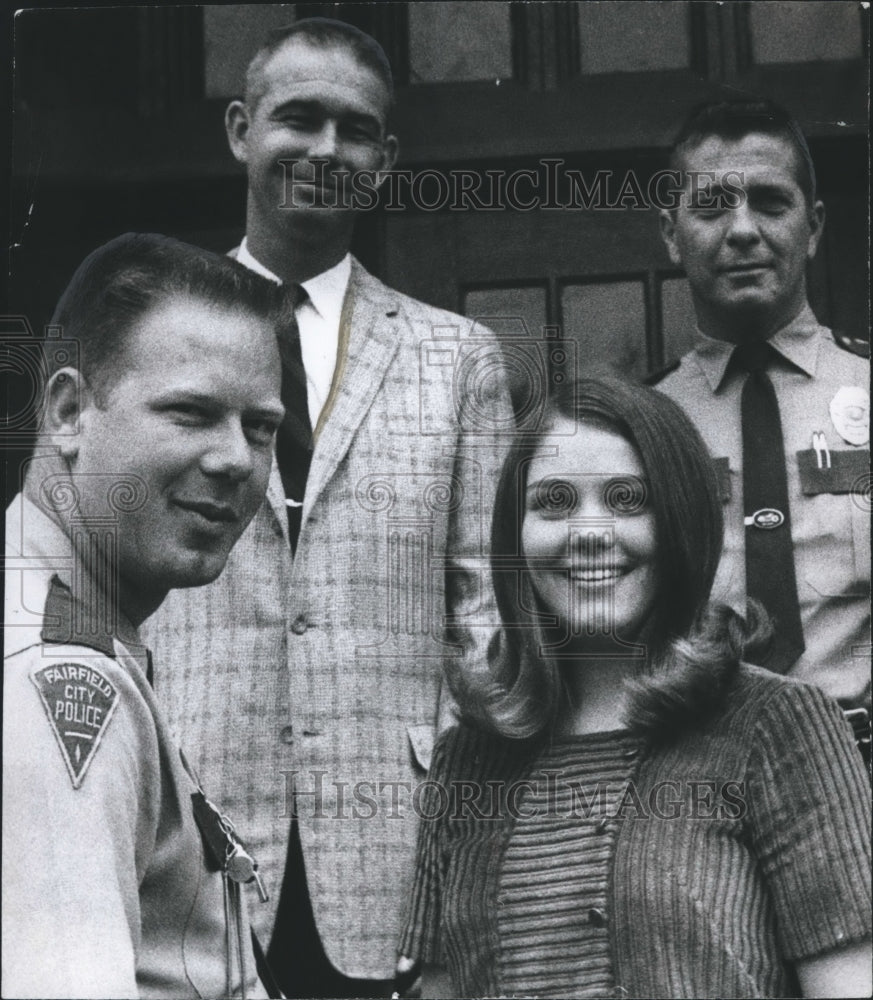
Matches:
[[692, 303, 825, 392], [236, 237, 282, 283], [236, 237, 352, 327], [7, 493, 142, 655], [6, 491, 69, 565]]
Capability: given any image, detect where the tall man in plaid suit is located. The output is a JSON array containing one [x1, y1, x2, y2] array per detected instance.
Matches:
[[144, 19, 513, 998]]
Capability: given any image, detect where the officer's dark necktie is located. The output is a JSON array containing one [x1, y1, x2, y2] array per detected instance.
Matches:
[[736, 339, 805, 672], [274, 284, 311, 553]]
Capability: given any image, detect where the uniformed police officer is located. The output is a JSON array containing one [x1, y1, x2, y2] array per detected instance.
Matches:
[[2, 233, 285, 998], [655, 100, 870, 724]]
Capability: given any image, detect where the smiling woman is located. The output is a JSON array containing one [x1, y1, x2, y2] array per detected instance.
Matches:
[[399, 373, 872, 999], [521, 419, 658, 664], [470, 374, 726, 740]]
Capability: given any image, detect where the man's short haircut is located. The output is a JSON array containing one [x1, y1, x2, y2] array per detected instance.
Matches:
[[48, 232, 281, 399], [244, 17, 394, 113], [669, 98, 817, 207]]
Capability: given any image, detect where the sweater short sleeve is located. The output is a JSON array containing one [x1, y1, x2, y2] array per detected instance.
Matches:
[[747, 680, 871, 961], [397, 727, 457, 964]]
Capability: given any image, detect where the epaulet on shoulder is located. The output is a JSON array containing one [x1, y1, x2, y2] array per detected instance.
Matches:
[[41, 574, 118, 659], [832, 332, 870, 359], [644, 358, 681, 386]]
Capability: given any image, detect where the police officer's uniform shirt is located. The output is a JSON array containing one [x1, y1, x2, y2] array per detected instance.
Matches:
[[237, 238, 351, 430], [657, 305, 870, 710], [2, 495, 267, 999]]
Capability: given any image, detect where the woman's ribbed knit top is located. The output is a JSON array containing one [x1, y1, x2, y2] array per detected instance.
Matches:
[[498, 732, 640, 998], [399, 667, 871, 999]]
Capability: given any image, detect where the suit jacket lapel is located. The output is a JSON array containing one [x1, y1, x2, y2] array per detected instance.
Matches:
[[303, 260, 402, 520], [265, 459, 290, 545]]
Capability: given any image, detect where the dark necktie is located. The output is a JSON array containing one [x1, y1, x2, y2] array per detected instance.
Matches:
[[274, 284, 311, 553], [736, 339, 805, 672]]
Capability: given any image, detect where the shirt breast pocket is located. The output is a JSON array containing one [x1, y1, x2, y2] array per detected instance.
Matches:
[[797, 448, 870, 598]]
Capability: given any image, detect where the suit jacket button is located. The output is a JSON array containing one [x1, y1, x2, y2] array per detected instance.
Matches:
[[588, 907, 607, 928], [291, 616, 308, 635], [280, 725, 294, 744]]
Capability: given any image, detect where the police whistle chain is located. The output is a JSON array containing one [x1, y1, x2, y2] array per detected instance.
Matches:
[[192, 789, 270, 998]]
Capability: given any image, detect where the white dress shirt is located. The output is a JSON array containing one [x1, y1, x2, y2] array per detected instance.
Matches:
[[236, 238, 351, 429]]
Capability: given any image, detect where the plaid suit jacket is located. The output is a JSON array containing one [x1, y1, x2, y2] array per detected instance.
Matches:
[[143, 258, 513, 978]]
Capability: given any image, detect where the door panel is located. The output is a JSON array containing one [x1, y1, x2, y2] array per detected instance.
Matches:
[[560, 279, 649, 379]]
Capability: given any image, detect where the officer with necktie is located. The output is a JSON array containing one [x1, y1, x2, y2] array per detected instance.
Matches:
[[653, 99, 870, 737]]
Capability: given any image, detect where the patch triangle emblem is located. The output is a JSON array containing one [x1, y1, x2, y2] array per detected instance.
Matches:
[[31, 663, 119, 789]]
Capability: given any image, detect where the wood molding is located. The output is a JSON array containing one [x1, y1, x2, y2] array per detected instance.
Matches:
[[513, 1, 579, 90], [135, 6, 203, 118], [295, 2, 409, 85]]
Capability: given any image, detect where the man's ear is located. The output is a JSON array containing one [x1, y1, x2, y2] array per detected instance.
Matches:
[[44, 368, 90, 460], [380, 133, 399, 172], [225, 100, 251, 165], [371, 133, 399, 192], [659, 209, 683, 267], [806, 200, 825, 261]]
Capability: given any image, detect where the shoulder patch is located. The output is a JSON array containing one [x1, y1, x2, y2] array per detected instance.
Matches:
[[31, 663, 120, 789]]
